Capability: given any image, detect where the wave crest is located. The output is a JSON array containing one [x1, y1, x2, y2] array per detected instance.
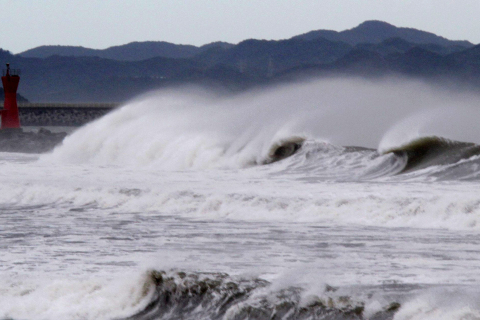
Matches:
[[124, 270, 400, 320], [41, 95, 306, 169], [383, 136, 480, 173]]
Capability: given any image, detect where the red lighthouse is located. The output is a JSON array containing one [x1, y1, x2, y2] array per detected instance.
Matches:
[[1, 63, 21, 129]]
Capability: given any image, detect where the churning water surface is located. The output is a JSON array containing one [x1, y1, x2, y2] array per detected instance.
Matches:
[[2, 78, 480, 320]]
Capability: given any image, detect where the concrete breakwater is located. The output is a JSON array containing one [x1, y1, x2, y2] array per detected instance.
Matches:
[[17, 103, 119, 126], [0, 103, 119, 153]]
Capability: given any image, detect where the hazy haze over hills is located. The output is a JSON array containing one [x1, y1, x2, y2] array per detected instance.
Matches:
[[2, 20, 479, 102], [19, 42, 235, 61], [294, 20, 473, 47], [19, 21, 473, 61]]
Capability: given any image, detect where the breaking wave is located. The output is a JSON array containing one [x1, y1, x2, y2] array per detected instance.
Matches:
[[5, 269, 480, 320], [39, 79, 480, 181], [126, 270, 480, 320], [384, 136, 480, 175], [42, 90, 309, 169], [123, 270, 400, 320]]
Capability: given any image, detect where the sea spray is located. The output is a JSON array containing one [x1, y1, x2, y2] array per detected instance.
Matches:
[[0, 272, 155, 320], [379, 106, 480, 153], [42, 77, 480, 169]]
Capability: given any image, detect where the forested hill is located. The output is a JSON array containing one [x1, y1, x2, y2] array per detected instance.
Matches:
[[1, 21, 478, 102], [19, 41, 234, 61], [19, 21, 472, 61], [292, 20, 472, 47]]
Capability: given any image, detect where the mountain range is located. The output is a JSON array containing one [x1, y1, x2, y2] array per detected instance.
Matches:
[[1, 20, 479, 102], [19, 41, 234, 61]]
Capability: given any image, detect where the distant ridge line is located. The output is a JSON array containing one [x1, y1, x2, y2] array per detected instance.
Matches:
[[18, 41, 234, 61], [2, 20, 480, 103], [292, 20, 473, 47], [17, 20, 474, 61]]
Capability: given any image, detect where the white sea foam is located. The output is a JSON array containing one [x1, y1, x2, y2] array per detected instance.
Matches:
[[393, 287, 480, 320], [42, 77, 480, 169], [2, 157, 480, 230], [4, 78, 480, 319], [0, 272, 154, 320]]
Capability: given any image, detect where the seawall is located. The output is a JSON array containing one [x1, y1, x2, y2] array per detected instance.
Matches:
[[17, 103, 119, 126]]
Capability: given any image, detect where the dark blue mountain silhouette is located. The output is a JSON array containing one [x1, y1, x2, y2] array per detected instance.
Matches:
[[1, 21, 478, 102]]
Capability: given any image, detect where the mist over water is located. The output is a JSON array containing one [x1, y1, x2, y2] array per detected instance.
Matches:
[[44, 77, 480, 169]]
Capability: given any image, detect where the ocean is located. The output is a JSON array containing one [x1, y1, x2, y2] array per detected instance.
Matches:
[[2, 77, 480, 320]]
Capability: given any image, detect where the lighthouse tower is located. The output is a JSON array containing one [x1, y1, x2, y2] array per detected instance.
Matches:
[[1, 63, 21, 129]]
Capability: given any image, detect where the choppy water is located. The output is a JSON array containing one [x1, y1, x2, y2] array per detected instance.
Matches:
[[2, 78, 480, 320]]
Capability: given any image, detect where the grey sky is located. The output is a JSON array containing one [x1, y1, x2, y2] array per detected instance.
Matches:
[[2, 0, 479, 54]]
